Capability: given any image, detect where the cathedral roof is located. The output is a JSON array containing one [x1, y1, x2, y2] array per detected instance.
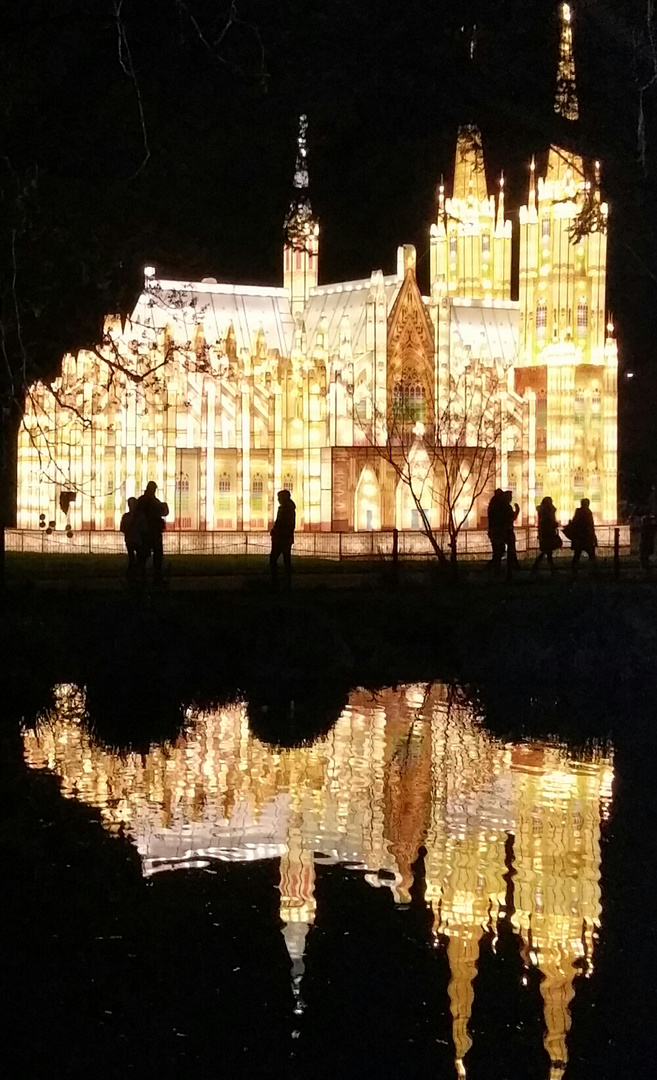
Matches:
[[304, 275, 400, 356], [131, 278, 295, 355], [449, 298, 519, 365]]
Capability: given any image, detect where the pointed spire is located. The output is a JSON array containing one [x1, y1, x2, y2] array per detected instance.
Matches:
[[529, 155, 536, 208], [284, 114, 316, 246], [555, 4, 579, 121], [453, 125, 488, 202], [496, 172, 505, 230], [438, 175, 445, 218]]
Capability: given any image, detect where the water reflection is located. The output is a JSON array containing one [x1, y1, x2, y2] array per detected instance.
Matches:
[[23, 682, 612, 1079]]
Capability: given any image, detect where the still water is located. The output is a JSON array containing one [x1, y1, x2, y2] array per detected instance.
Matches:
[[23, 682, 612, 1079]]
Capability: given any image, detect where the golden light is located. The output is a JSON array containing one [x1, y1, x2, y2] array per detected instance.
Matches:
[[16, 8, 618, 538], [22, 681, 614, 1080]]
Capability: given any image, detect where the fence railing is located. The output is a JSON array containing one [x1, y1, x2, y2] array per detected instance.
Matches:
[[5, 525, 631, 560]]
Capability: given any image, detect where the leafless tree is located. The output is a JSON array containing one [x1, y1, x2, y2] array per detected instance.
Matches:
[[359, 357, 508, 570]]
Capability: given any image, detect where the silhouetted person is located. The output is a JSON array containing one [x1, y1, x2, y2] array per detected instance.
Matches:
[[137, 481, 169, 584], [503, 490, 520, 572], [531, 496, 561, 573], [639, 514, 656, 569], [119, 496, 145, 577], [487, 488, 506, 570], [270, 489, 295, 586], [566, 497, 597, 570]]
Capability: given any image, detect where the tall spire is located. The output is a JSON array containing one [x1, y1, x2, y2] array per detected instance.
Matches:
[[284, 114, 316, 246], [555, 3, 579, 121], [453, 125, 487, 202], [283, 114, 319, 314]]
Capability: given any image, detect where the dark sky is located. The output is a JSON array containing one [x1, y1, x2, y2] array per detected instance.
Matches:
[[1, 0, 657, 497]]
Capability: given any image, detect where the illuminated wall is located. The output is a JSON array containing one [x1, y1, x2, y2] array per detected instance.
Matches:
[[23, 681, 612, 1079], [17, 6, 618, 532]]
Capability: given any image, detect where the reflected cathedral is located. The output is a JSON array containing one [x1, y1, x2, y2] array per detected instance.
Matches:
[[23, 682, 613, 1079]]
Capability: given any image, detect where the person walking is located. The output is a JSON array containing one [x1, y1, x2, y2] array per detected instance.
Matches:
[[119, 497, 146, 577], [565, 497, 597, 571], [531, 496, 562, 573], [136, 481, 169, 584], [487, 489, 506, 570], [270, 489, 296, 587]]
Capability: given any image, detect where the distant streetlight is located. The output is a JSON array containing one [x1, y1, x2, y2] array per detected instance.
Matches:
[[625, 371, 635, 379]]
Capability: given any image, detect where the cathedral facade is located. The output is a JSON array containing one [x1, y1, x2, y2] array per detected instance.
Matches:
[[17, 4, 617, 534]]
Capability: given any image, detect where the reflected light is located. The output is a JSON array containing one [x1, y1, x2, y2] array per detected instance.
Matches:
[[23, 682, 613, 1078]]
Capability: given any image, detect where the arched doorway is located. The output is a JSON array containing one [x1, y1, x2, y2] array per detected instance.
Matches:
[[355, 466, 381, 531]]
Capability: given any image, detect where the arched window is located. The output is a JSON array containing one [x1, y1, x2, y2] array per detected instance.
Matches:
[[449, 235, 458, 261], [393, 382, 426, 423], [251, 473, 264, 513], [536, 301, 547, 333], [481, 232, 490, 258], [217, 473, 231, 512], [541, 218, 551, 240], [591, 387, 601, 414], [574, 391, 585, 423], [175, 472, 191, 529], [283, 473, 294, 493], [577, 300, 589, 332]]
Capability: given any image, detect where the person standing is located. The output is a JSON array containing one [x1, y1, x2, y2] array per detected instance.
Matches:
[[531, 496, 562, 573], [566, 497, 597, 571], [487, 489, 506, 570], [119, 497, 145, 577], [270, 489, 296, 587], [503, 490, 520, 575], [137, 481, 169, 584]]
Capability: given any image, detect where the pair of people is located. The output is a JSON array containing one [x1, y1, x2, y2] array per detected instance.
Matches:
[[120, 481, 169, 583], [487, 489, 520, 574], [533, 496, 597, 572]]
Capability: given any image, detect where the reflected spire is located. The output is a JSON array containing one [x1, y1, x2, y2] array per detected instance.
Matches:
[[555, 4, 579, 121]]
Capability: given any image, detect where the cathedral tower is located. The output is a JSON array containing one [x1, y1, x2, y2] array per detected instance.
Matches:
[[284, 115, 319, 316], [430, 125, 512, 301], [517, 3, 617, 522]]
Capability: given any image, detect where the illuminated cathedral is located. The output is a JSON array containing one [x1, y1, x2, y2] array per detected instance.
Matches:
[[18, 4, 617, 535]]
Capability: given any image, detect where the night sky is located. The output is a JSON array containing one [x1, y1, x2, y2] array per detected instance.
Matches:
[[1, 0, 656, 501]]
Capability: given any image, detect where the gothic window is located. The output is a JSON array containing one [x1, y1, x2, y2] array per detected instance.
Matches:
[[577, 300, 589, 332], [449, 236, 458, 261], [536, 301, 547, 334], [393, 382, 426, 423], [541, 218, 551, 240], [251, 473, 264, 513], [217, 473, 231, 512], [175, 472, 191, 529], [283, 473, 294, 493], [574, 391, 585, 423], [481, 232, 490, 258], [592, 387, 601, 414]]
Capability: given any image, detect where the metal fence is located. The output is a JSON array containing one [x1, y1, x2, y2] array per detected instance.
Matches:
[[6, 525, 631, 560]]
